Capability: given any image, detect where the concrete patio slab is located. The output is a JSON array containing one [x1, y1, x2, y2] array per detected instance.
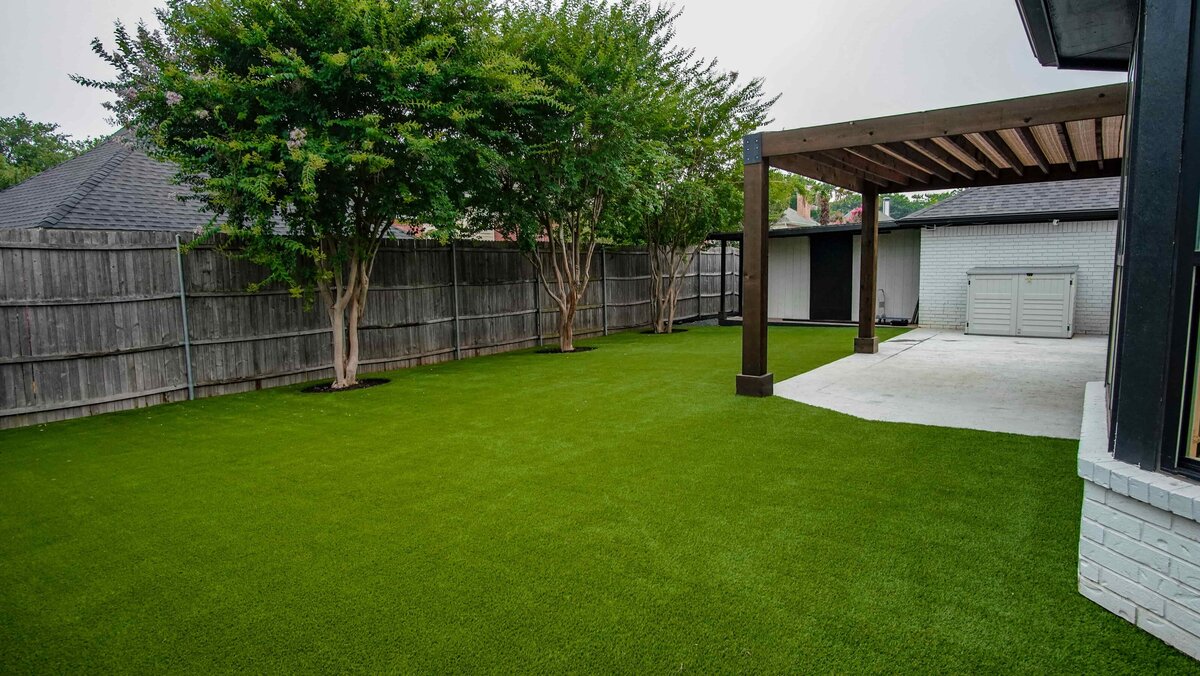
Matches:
[[774, 328, 1107, 439]]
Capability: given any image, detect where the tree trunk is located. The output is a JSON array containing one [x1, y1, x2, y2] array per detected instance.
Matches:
[[650, 245, 668, 333], [649, 244, 691, 334], [558, 296, 576, 352], [328, 303, 347, 386], [345, 291, 362, 385], [528, 212, 598, 353], [319, 250, 368, 390]]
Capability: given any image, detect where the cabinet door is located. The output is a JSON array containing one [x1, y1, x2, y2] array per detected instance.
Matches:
[[967, 275, 1018, 335], [1017, 274, 1072, 338]]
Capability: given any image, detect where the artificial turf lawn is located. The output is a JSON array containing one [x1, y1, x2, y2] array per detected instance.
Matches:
[[1, 326, 1196, 673]]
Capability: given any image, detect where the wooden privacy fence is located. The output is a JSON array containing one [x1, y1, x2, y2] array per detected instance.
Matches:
[[0, 228, 740, 429]]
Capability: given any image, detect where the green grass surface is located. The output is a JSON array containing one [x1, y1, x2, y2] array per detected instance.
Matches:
[[0, 326, 1195, 672]]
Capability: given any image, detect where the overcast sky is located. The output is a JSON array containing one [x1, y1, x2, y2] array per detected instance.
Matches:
[[1, 0, 1125, 141]]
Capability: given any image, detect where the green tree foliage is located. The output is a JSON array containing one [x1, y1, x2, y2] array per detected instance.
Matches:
[[472, 0, 685, 351], [76, 0, 543, 388], [0, 115, 98, 191], [831, 190, 963, 221], [768, 170, 815, 220], [640, 60, 773, 333]]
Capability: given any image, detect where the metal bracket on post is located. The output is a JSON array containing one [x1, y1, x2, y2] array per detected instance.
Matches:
[[451, 241, 461, 360], [743, 133, 763, 165], [601, 246, 609, 336], [174, 235, 195, 400]]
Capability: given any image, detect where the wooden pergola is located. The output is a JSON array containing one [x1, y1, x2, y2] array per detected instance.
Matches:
[[737, 83, 1128, 396]]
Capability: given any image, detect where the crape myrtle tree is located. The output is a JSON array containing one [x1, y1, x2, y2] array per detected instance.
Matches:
[[641, 62, 772, 333], [471, 0, 684, 352], [75, 0, 544, 388]]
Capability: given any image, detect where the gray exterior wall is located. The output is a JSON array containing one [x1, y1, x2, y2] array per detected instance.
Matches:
[[918, 220, 1117, 334]]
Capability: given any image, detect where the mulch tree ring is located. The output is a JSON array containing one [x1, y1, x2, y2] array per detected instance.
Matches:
[[639, 328, 689, 334], [535, 346, 598, 354], [302, 378, 390, 393]]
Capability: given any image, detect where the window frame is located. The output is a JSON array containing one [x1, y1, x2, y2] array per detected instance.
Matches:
[[1163, 8, 1200, 480]]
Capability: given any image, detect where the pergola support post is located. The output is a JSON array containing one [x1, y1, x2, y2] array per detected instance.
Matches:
[[855, 187, 879, 354], [737, 134, 772, 396]]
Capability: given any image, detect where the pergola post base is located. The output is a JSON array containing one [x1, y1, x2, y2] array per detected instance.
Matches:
[[854, 337, 879, 354], [736, 372, 774, 396]]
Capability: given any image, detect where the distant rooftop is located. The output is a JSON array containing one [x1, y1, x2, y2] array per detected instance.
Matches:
[[899, 177, 1120, 225], [771, 207, 821, 229], [0, 130, 214, 232]]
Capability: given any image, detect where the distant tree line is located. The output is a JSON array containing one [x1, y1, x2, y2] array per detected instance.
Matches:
[[768, 169, 959, 224], [0, 114, 100, 191]]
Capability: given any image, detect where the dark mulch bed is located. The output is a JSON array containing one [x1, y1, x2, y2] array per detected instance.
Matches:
[[301, 378, 390, 393], [639, 328, 689, 334], [535, 346, 598, 354]]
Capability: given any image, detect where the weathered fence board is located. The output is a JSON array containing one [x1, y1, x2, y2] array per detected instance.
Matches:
[[0, 229, 739, 428]]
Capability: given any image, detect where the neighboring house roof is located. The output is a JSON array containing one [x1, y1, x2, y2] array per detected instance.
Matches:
[[898, 177, 1120, 226], [772, 207, 821, 228], [0, 130, 214, 232], [0, 130, 420, 238]]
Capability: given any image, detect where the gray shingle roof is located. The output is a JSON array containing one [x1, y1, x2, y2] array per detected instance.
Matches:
[[899, 177, 1120, 225], [0, 130, 215, 232]]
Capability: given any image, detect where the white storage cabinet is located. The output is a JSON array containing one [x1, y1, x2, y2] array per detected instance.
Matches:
[[965, 266, 1077, 338]]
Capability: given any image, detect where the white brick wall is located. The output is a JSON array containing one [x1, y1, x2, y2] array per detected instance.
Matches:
[[919, 221, 1116, 334], [1078, 383, 1200, 660]]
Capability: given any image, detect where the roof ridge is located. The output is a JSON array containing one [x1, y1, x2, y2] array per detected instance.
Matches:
[[899, 189, 969, 222], [36, 139, 133, 228]]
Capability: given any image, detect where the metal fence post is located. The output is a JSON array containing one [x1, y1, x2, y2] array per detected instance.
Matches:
[[737, 242, 744, 318], [451, 241, 461, 360], [719, 240, 727, 322], [601, 246, 609, 336], [174, 235, 195, 400], [532, 254, 542, 346]]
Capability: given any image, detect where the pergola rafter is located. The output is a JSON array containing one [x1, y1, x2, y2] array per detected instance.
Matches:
[[735, 83, 1128, 396], [877, 142, 953, 181]]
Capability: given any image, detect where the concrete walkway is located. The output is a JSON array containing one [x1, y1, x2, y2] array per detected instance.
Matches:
[[774, 328, 1107, 439]]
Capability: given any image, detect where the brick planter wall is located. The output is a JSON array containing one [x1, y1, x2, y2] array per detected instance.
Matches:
[[1077, 382, 1200, 659]]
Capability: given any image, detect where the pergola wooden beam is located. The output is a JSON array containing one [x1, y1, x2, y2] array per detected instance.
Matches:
[[1013, 126, 1051, 174], [907, 139, 975, 179], [768, 154, 866, 192], [844, 145, 930, 184], [892, 157, 1117, 192], [759, 83, 1126, 157], [937, 136, 998, 178], [876, 142, 953, 181], [982, 131, 1026, 176], [811, 150, 902, 187], [1055, 122, 1078, 172]]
